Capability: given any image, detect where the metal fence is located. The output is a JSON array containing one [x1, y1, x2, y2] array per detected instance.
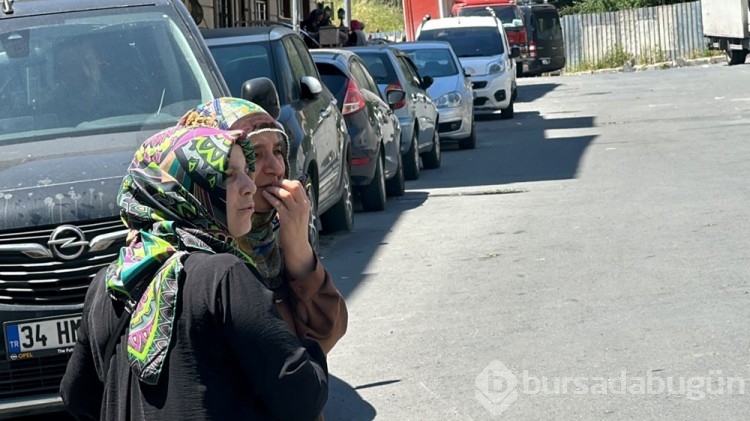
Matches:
[[561, 1, 705, 69]]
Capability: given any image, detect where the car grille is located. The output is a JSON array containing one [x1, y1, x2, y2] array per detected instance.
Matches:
[[474, 98, 488, 106], [472, 81, 487, 89], [0, 218, 126, 305], [0, 354, 69, 398]]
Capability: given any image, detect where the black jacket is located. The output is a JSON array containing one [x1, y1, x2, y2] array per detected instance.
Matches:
[[61, 253, 328, 420]]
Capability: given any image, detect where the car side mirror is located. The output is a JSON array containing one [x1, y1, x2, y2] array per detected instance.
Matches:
[[241, 77, 280, 119], [510, 46, 521, 59], [420, 75, 434, 90], [300, 76, 323, 99], [385, 88, 406, 108]]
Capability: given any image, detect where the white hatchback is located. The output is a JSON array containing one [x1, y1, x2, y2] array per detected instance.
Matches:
[[417, 16, 520, 119]]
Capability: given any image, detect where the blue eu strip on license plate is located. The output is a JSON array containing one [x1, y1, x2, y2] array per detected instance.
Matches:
[[4, 315, 81, 360]]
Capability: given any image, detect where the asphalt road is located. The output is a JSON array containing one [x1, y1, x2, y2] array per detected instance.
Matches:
[[14, 63, 750, 420], [320, 63, 750, 420]]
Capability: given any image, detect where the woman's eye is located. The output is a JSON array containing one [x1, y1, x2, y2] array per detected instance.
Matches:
[[273, 149, 283, 157]]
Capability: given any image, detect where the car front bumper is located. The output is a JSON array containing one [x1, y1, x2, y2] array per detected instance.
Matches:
[[436, 105, 472, 140], [470, 72, 512, 113]]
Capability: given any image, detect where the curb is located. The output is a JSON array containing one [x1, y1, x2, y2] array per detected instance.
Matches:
[[564, 55, 726, 76]]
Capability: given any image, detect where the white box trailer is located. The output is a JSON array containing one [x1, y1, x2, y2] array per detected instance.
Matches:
[[701, 0, 750, 64]]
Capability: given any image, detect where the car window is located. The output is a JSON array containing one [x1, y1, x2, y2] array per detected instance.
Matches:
[[282, 36, 305, 101], [356, 52, 399, 85], [402, 48, 458, 78], [351, 58, 380, 94], [535, 11, 563, 41], [209, 43, 274, 98], [0, 7, 215, 142], [396, 55, 421, 88], [348, 60, 372, 92], [418, 26, 505, 57], [316, 62, 347, 106], [291, 36, 319, 77]]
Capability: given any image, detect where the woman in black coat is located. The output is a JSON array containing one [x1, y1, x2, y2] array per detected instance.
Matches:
[[60, 108, 328, 421]]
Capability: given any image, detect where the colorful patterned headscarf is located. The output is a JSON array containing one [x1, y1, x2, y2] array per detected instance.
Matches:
[[180, 98, 291, 286], [105, 124, 256, 385]]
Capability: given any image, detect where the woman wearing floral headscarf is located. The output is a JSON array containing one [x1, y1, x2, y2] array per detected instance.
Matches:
[[60, 124, 328, 420], [180, 98, 348, 355]]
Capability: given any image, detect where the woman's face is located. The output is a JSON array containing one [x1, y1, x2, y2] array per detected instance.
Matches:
[[225, 144, 257, 238], [249, 131, 286, 212]]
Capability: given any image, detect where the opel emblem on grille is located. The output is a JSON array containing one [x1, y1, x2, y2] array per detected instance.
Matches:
[[48, 225, 89, 261]]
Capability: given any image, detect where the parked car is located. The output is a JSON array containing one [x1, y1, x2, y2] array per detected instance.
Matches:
[[518, 1, 566, 75], [311, 49, 407, 212], [347, 45, 441, 181], [456, 1, 530, 77], [0, 0, 233, 417], [201, 25, 354, 240], [392, 41, 476, 149], [417, 16, 520, 119]]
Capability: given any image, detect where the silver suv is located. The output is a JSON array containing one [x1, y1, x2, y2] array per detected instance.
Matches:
[[347, 45, 441, 181]]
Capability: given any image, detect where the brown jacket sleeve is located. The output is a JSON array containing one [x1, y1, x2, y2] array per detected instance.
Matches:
[[276, 256, 348, 355]]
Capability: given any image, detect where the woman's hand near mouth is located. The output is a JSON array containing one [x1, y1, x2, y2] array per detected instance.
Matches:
[[261, 179, 315, 278]]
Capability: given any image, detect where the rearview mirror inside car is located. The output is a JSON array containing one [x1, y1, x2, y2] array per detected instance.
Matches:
[[241, 77, 280, 119]]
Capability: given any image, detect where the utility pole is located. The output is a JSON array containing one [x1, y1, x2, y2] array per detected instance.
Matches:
[[345, 0, 352, 27], [292, 0, 299, 31]]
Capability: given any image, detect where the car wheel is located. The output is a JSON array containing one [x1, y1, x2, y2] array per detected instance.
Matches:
[[361, 152, 386, 212], [501, 97, 515, 120], [306, 178, 320, 253], [386, 150, 405, 197], [320, 161, 354, 233], [421, 127, 441, 169], [403, 129, 420, 181], [458, 122, 476, 150]]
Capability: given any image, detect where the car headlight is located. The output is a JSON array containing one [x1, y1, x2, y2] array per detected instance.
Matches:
[[488, 62, 506, 74], [435, 92, 462, 108]]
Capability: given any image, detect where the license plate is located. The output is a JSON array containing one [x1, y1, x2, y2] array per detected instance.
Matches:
[[4, 315, 81, 360], [542, 59, 551, 65]]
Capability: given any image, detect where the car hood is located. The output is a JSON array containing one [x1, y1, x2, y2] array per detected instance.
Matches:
[[458, 55, 505, 76], [427, 75, 462, 98], [0, 130, 152, 230]]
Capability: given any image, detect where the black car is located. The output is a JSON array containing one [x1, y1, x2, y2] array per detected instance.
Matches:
[[311, 49, 406, 212], [519, 1, 566, 75], [202, 25, 355, 239], [0, 0, 230, 416]]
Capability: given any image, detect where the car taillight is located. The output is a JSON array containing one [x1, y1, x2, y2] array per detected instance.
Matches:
[[386, 83, 406, 109], [342, 79, 367, 116], [529, 40, 537, 58]]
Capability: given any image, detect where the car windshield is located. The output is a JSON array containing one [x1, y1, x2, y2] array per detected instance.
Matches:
[[402, 48, 459, 78], [208, 43, 276, 98], [0, 7, 216, 144], [354, 52, 399, 85], [458, 5, 521, 25], [418, 27, 505, 57]]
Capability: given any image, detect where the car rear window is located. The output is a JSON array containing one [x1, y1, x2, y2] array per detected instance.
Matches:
[[418, 27, 505, 57], [315, 62, 347, 108], [0, 7, 215, 143], [208, 43, 275, 98], [402, 48, 458, 78], [355, 52, 399, 85]]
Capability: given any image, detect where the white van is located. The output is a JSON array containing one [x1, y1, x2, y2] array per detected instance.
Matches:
[[417, 16, 520, 119]]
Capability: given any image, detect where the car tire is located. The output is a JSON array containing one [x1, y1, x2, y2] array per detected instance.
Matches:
[[501, 97, 515, 120], [320, 161, 354, 233], [403, 130, 420, 181], [458, 122, 476, 150], [361, 152, 387, 212], [306, 176, 320, 253], [385, 150, 405, 197], [421, 128, 441, 169]]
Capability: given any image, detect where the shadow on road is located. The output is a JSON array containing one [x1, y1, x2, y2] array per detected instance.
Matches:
[[323, 375, 379, 421], [514, 82, 561, 103]]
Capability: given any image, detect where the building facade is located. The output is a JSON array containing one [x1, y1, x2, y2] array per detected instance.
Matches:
[[187, 0, 319, 28]]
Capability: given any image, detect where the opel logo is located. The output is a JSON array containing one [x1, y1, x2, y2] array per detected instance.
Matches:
[[48, 225, 88, 261]]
